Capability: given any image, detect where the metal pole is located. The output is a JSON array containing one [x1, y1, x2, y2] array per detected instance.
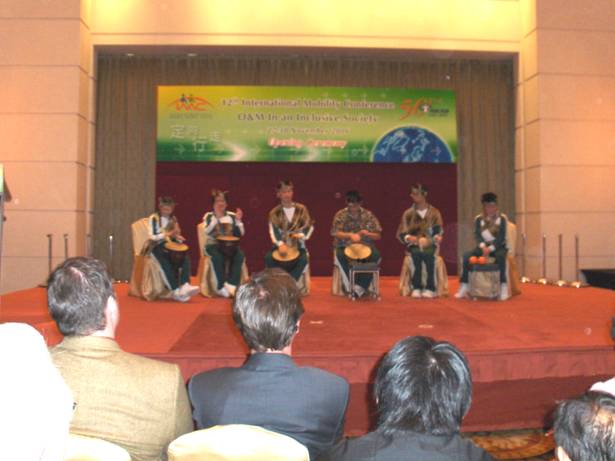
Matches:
[[537, 234, 549, 285], [571, 234, 587, 288], [108, 234, 114, 280], [556, 234, 567, 286], [63, 233, 69, 260], [47, 233, 53, 275], [520, 232, 531, 283]]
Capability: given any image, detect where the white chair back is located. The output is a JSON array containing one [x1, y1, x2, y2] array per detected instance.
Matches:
[[196, 222, 206, 256], [131, 218, 150, 256], [507, 220, 517, 258], [63, 434, 131, 461], [167, 425, 310, 461]]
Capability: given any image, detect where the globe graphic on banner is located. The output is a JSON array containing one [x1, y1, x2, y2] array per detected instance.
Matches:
[[372, 126, 453, 163]]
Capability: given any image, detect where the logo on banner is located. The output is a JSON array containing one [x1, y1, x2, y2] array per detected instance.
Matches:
[[168, 94, 214, 111]]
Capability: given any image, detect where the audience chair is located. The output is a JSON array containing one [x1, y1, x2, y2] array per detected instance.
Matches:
[[64, 434, 131, 461], [128, 218, 171, 301], [195, 222, 249, 297], [399, 245, 449, 297], [167, 425, 310, 461]]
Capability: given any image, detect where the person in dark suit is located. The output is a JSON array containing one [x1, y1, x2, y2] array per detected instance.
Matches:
[[188, 268, 349, 460], [323, 336, 495, 461]]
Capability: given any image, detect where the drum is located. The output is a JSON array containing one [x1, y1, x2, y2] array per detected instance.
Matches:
[[272, 245, 300, 272], [164, 241, 189, 268], [216, 235, 240, 259], [344, 243, 372, 263]]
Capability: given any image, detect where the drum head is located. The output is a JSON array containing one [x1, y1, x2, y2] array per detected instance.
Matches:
[[164, 242, 189, 252], [344, 243, 372, 260], [272, 246, 300, 262], [217, 235, 240, 242]]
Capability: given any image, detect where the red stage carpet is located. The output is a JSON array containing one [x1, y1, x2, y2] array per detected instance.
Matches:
[[2, 277, 614, 435]]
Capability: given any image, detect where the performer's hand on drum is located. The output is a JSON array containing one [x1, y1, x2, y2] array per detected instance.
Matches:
[[350, 233, 361, 243], [278, 242, 289, 256], [405, 235, 418, 244], [235, 208, 243, 220]]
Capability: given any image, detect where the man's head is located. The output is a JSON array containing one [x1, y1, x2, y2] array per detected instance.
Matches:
[[554, 391, 615, 461], [345, 190, 363, 214], [47, 257, 117, 336], [158, 196, 176, 217], [276, 180, 294, 205], [375, 336, 472, 436], [410, 183, 428, 206], [232, 268, 304, 353], [211, 189, 228, 214], [481, 192, 498, 218]]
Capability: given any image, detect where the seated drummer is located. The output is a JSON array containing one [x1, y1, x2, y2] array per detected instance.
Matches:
[[264, 180, 314, 282], [397, 183, 444, 298], [455, 192, 509, 301], [331, 190, 382, 297], [147, 196, 199, 302], [202, 189, 245, 298]]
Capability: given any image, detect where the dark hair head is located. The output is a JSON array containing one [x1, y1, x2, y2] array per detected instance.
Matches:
[[158, 196, 176, 207], [276, 180, 294, 191], [232, 268, 304, 352], [47, 257, 115, 336], [375, 336, 472, 436], [554, 391, 615, 461], [211, 189, 228, 204], [410, 183, 428, 196], [346, 190, 363, 204], [481, 192, 498, 204]]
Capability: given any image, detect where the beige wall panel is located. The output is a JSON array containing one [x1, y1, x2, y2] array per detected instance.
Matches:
[[579, 256, 615, 272], [3, 162, 86, 211], [79, 20, 92, 76], [539, 74, 615, 121], [90, 0, 521, 44], [0, 67, 81, 114], [0, 19, 80, 66], [515, 169, 525, 218], [78, 68, 90, 119], [77, 115, 89, 166], [540, 166, 615, 211], [539, 120, 615, 166], [536, 0, 615, 31], [523, 167, 541, 213], [515, 83, 524, 128], [540, 212, 615, 258], [0, 114, 80, 162], [0, 0, 80, 19], [0, 256, 67, 294], [515, 127, 524, 171], [523, 75, 539, 124], [524, 120, 540, 168], [538, 30, 615, 77], [1, 210, 84, 258], [81, 0, 92, 27], [519, 211, 542, 256], [520, 0, 537, 36], [522, 31, 538, 80]]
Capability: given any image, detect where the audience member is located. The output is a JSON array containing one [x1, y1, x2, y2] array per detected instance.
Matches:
[[554, 390, 615, 461], [323, 336, 495, 461], [47, 257, 193, 461], [0, 322, 74, 461], [189, 268, 349, 460]]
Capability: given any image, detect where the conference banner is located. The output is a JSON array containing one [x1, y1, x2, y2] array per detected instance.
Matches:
[[157, 86, 457, 163]]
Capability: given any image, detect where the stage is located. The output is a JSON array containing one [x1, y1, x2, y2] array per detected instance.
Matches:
[[2, 277, 614, 435]]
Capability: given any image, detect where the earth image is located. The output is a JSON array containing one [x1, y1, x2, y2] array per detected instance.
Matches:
[[372, 126, 453, 163]]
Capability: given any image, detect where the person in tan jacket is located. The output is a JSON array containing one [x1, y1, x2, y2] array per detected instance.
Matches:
[[48, 257, 193, 461]]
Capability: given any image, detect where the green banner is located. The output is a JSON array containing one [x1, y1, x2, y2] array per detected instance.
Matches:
[[157, 86, 457, 163]]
